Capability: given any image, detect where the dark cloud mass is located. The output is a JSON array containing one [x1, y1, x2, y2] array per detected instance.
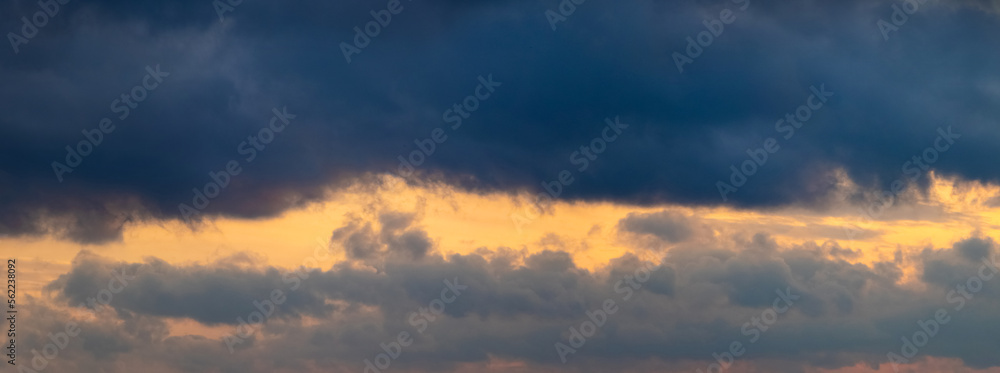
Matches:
[[1, 0, 999, 243]]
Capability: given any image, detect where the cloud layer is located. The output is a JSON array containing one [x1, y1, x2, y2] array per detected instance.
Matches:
[[2, 0, 1000, 243], [28, 212, 1000, 372]]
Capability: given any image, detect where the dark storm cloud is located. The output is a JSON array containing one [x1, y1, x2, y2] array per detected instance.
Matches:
[[2, 0, 1000, 243], [36, 233, 1000, 372]]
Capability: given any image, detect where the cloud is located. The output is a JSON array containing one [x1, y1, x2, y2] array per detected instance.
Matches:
[[45, 251, 334, 325], [330, 210, 435, 268], [1, 0, 1000, 242], [31, 233, 1000, 372], [618, 210, 695, 244]]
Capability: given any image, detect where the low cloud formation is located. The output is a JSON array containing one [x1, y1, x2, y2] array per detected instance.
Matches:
[[28, 233, 1000, 372], [332, 211, 434, 267], [618, 210, 696, 244]]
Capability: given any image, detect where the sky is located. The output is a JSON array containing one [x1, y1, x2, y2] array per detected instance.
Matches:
[[2, 0, 1000, 372]]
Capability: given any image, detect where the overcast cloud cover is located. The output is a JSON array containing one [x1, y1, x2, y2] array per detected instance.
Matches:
[[0, 0, 998, 243]]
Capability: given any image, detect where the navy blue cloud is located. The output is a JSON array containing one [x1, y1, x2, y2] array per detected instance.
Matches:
[[1, 0, 999, 242]]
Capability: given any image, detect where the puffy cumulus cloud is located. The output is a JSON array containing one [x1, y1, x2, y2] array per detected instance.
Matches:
[[920, 236, 999, 293], [28, 233, 1000, 372], [45, 250, 335, 325], [2, 0, 1000, 243], [331, 210, 435, 267], [12, 297, 256, 373]]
